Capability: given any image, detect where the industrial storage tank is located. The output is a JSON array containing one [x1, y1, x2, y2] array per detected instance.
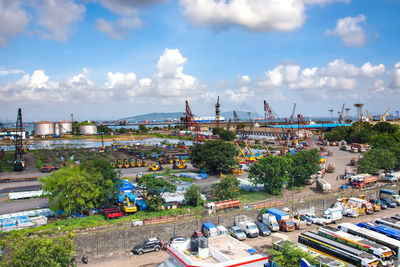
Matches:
[[59, 121, 72, 135], [79, 124, 97, 135], [54, 123, 60, 136], [34, 121, 54, 136]]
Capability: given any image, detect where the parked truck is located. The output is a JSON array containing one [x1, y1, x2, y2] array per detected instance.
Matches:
[[266, 208, 295, 232], [317, 178, 331, 193], [235, 215, 259, 238], [350, 175, 378, 189], [380, 189, 400, 205], [347, 197, 374, 215], [261, 213, 280, 232], [385, 171, 400, 183], [322, 207, 343, 224], [202, 222, 218, 237], [204, 199, 240, 214], [350, 157, 358, 166], [326, 163, 336, 173]]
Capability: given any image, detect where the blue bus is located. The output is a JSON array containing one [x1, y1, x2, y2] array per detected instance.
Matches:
[[358, 222, 400, 241]]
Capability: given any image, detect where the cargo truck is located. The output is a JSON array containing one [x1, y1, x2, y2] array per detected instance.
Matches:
[[316, 178, 331, 193], [322, 207, 343, 224], [202, 222, 218, 237], [204, 199, 240, 214], [235, 215, 259, 238], [261, 213, 280, 232], [385, 172, 400, 183], [347, 197, 374, 215], [266, 208, 295, 232], [380, 189, 400, 205], [350, 175, 378, 189]]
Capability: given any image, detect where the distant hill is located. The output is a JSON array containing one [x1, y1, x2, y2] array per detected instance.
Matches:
[[121, 111, 263, 122], [121, 112, 183, 122]]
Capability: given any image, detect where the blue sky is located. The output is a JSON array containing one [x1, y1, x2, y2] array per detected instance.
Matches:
[[0, 0, 399, 121]]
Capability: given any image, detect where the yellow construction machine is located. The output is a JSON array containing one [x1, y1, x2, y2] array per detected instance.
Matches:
[[381, 107, 391, 121], [116, 159, 123, 169], [172, 159, 187, 169], [147, 161, 163, 171], [123, 158, 130, 168], [129, 158, 136, 168], [135, 159, 148, 167], [121, 197, 137, 214]]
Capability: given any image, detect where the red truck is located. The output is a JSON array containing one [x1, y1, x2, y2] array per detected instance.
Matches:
[[104, 206, 123, 219], [40, 166, 57, 173], [351, 175, 378, 189]]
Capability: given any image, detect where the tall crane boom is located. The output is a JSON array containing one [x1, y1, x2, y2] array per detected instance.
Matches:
[[338, 104, 345, 123], [365, 110, 373, 122], [264, 100, 278, 123], [381, 107, 391, 121], [233, 111, 239, 122], [289, 103, 296, 124]]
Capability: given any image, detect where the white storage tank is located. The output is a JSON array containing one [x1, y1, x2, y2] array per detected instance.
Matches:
[[54, 123, 60, 136], [34, 121, 54, 136], [59, 121, 72, 135], [79, 124, 97, 135]]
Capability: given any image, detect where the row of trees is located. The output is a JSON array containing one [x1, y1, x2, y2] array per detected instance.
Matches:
[[249, 149, 320, 195]]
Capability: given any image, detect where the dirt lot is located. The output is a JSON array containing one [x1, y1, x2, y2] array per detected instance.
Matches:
[[84, 205, 400, 267]]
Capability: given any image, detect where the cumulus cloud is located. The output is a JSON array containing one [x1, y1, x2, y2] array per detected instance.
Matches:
[[0, 67, 24, 75], [33, 0, 86, 41], [179, 0, 305, 32], [370, 79, 385, 93], [95, 0, 165, 16], [304, 0, 350, 4], [0, 0, 28, 46], [96, 17, 142, 39], [389, 62, 400, 89], [258, 58, 386, 93], [325, 14, 367, 47]]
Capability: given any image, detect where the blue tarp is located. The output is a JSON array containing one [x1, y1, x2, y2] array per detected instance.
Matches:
[[136, 199, 148, 210], [118, 180, 135, 191]]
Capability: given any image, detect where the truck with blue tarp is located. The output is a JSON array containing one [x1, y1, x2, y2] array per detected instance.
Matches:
[[267, 208, 295, 232]]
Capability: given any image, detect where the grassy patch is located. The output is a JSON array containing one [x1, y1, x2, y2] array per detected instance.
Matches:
[[238, 190, 274, 203]]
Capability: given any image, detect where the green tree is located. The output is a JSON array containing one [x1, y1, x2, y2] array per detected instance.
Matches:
[[41, 159, 121, 214], [358, 148, 397, 173], [0, 232, 75, 266], [211, 175, 240, 200], [372, 121, 399, 134], [249, 156, 293, 195], [138, 124, 148, 132], [138, 174, 176, 211], [184, 185, 204, 206], [190, 140, 236, 174], [219, 129, 236, 141], [236, 122, 246, 130], [269, 241, 318, 266], [288, 149, 320, 186], [97, 124, 113, 135]]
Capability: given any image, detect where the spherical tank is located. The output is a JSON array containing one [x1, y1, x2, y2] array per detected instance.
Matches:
[[34, 121, 55, 136], [54, 123, 60, 136], [59, 121, 72, 134], [79, 124, 97, 135]]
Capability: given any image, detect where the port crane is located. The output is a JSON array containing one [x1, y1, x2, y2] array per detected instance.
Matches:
[[365, 110, 373, 122], [338, 104, 345, 123], [183, 100, 203, 143], [288, 103, 296, 124], [381, 107, 391, 121], [13, 108, 24, 171]]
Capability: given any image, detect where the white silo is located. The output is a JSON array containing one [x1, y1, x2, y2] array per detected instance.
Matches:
[[59, 121, 73, 134], [34, 121, 54, 136], [79, 124, 97, 135], [54, 123, 60, 136]]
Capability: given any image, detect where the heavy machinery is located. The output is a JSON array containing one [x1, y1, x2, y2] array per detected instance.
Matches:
[[121, 197, 138, 214], [366, 110, 373, 122], [381, 107, 391, 121], [129, 158, 136, 168], [288, 103, 296, 124], [116, 159, 123, 169], [172, 159, 187, 169], [338, 104, 345, 123], [135, 159, 148, 167], [124, 158, 130, 168], [243, 140, 263, 159], [147, 161, 163, 171], [234, 141, 256, 163], [13, 108, 25, 171], [263, 143, 271, 155]]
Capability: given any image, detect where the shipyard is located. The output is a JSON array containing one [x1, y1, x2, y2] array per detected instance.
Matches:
[[1, 0, 400, 266]]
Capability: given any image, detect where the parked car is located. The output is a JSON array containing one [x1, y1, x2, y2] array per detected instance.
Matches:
[[131, 237, 163, 255], [169, 236, 188, 244], [380, 198, 396, 208], [376, 199, 388, 209], [254, 221, 271, 237], [228, 226, 246, 241], [369, 199, 384, 210], [298, 215, 313, 226], [302, 213, 328, 225]]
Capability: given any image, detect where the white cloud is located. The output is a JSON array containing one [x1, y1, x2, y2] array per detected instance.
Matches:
[[179, 0, 305, 32], [360, 62, 385, 77], [33, 0, 86, 41], [258, 58, 386, 93], [95, 0, 165, 16], [325, 14, 367, 47], [96, 17, 142, 39], [370, 79, 385, 93], [241, 75, 251, 83], [304, 0, 350, 4], [0, 0, 28, 46], [0, 67, 24, 75], [389, 62, 400, 89]]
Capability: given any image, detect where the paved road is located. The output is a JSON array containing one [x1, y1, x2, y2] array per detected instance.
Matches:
[[85, 205, 400, 267]]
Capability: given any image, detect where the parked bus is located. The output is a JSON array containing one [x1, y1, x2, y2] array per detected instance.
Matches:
[[338, 223, 400, 261], [298, 231, 380, 267], [358, 222, 400, 241], [374, 218, 400, 230], [318, 226, 393, 265]]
